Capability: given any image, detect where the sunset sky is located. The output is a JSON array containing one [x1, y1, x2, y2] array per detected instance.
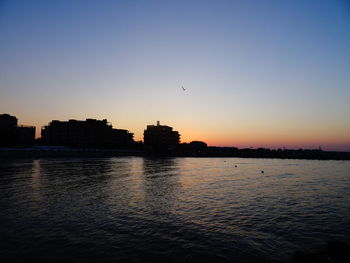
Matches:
[[1, 0, 349, 151]]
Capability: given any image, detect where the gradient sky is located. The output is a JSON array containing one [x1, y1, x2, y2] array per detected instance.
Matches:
[[1, 0, 350, 151]]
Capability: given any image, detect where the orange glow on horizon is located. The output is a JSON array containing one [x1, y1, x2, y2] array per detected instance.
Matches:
[[26, 119, 350, 152]]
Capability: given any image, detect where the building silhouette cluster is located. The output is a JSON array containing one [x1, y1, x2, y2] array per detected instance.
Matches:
[[0, 114, 35, 147], [41, 118, 134, 148], [1, 113, 349, 160], [143, 121, 180, 153]]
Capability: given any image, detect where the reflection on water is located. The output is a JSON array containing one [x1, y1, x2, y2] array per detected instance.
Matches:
[[142, 158, 181, 219], [31, 160, 42, 202], [0, 157, 350, 262]]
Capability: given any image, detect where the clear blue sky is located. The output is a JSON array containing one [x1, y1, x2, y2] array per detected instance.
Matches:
[[1, 0, 350, 150]]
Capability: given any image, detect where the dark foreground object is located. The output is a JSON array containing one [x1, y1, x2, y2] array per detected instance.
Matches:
[[292, 241, 350, 263]]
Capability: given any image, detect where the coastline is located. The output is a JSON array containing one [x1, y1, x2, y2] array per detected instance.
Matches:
[[1, 147, 349, 161]]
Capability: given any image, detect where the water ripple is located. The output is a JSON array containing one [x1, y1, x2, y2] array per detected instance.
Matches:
[[0, 157, 349, 262]]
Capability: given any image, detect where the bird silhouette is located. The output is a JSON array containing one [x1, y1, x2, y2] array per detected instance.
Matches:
[[181, 86, 186, 91]]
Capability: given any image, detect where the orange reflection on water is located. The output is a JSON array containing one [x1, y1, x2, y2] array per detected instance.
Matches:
[[31, 159, 43, 201]]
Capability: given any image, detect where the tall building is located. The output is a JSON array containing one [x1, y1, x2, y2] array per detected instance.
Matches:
[[143, 121, 180, 153], [41, 118, 134, 148], [17, 125, 36, 145], [0, 114, 18, 146], [0, 114, 35, 147]]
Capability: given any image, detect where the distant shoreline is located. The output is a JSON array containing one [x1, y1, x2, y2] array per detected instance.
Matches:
[[1, 147, 349, 161]]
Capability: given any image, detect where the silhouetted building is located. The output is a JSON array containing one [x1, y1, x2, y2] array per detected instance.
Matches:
[[187, 141, 207, 154], [178, 141, 208, 156], [0, 114, 17, 146], [189, 141, 207, 150], [144, 121, 180, 153], [0, 114, 36, 147], [17, 125, 36, 145], [41, 118, 134, 148]]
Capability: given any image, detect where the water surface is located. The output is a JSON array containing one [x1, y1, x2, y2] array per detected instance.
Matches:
[[1, 157, 349, 262]]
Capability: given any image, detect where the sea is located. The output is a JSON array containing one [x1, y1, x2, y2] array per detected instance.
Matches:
[[1, 157, 349, 262]]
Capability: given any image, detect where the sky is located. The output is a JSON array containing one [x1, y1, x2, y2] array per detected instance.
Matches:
[[1, 0, 350, 151]]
